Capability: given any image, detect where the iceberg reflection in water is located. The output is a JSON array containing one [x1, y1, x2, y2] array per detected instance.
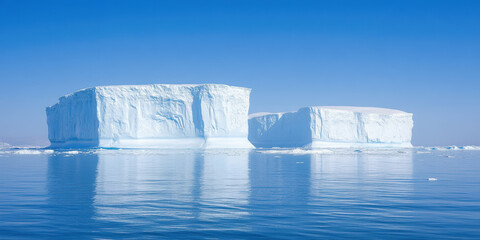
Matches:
[[0, 149, 479, 238], [94, 150, 251, 227]]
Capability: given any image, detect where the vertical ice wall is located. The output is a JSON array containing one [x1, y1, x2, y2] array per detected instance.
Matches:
[[46, 89, 99, 148], [249, 106, 413, 148], [248, 109, 312, 148], [46, 84, 253, 149]]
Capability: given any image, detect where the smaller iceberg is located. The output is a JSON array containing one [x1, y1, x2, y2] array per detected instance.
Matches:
[[248, 106, 413, 148]]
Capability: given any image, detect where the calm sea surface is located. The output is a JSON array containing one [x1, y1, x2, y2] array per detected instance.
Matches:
[[0, 148, 479, 239]]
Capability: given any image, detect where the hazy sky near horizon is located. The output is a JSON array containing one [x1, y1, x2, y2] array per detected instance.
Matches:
[[1, 0, 479, 146]]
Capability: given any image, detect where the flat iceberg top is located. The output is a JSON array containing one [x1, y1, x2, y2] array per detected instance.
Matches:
[[249, 106, 411, 119], [88, 83, 250, 93], [248, 112, 286, 119], [308, 106, 411, 115], [53, 84, 251, 107]]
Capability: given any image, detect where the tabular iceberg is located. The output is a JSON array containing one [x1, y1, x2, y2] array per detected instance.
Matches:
[[46, 84, 254, 149], [249, 106, 413, 148]]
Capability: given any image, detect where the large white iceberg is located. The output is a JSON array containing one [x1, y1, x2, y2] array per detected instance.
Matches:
[[248, 106, 413, 148], [46, 84, 253, 149]]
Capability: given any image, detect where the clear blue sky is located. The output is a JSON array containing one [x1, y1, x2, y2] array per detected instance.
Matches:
[[1, 0, 479, 146]]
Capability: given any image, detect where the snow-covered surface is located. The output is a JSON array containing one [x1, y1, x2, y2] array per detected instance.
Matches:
[[249, 106, 413, 148], [46, 84, 253, 149]]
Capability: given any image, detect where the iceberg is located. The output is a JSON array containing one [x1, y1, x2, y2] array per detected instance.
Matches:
[[0, 142, 11, 149], [46, 84, 253, 149], [248, 106, 413, 148]]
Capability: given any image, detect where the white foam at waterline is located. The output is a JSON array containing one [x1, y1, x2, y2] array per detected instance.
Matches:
[[258, 148, 334, 155], [90, 148, 253, 156]]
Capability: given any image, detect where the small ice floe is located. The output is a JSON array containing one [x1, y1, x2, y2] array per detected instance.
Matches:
[[426, 145, 480, 151], [63, 150, 80, 155], [446, 146, 462, 150], [463, 146, 480, 150], [296, 162, 304, 164], [428, 178, 438, 181], [13, 149, 54, 155]]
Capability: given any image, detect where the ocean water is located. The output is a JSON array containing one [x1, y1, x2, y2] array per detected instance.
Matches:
[[0, 148, 479, 239]]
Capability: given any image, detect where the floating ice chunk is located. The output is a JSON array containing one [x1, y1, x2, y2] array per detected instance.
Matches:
[[46, 84, 253, 149], [426, 145, 480, 151], [448, 146, 461, 150], [249, 106, 413, 148], [13, 149, 54, 155], [63, 150, 80, 155], [463, 146, 480, 150], [428, 178, 438, 181]]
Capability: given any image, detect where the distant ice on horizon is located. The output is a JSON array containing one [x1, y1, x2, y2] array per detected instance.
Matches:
[[0, 142, 11, 149]]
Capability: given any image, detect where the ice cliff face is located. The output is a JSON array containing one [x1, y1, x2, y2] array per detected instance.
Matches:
[[47, 84, 253, 149], [47, 85, 414, 149], [249, 106, 413, 148]]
